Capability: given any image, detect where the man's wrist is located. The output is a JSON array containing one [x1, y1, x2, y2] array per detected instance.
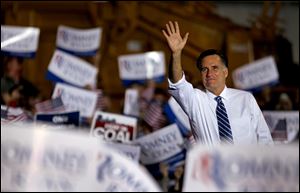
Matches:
[[172, 51, 182, 57]]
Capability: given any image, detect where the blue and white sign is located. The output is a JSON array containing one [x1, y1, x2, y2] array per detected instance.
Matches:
[[118, 51, 166, 86], [105, 142, 141, 163], [263, 111, 299, 143], [134, 124, 184, 165], [1, 25, 40, 58], [95, 147, 161, 192], [164, 97, 191, 137], [232, 56, 279, 92], [123, 88, 140, 117], [1, 122, 161, 192], [183, 144, 299, 192], [35, 111, 80, 127], [56, 25, 102, 56], [46, 50, 98, 88], [52, 83, 98, 118]]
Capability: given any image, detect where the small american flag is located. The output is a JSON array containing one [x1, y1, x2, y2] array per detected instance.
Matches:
[[1, 106, 29, 124], [143, 102, 168, 130], [139, 86, 155, 113], [35, 96, 65, 113], [95, 89, 110, 111]]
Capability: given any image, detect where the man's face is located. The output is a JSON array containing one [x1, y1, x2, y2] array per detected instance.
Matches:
[[200, 55, 228, 94]]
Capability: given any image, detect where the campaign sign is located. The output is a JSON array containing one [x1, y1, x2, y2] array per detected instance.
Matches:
[[123, 88, 140, 117], [56, 25, 102, 56], [46, 50, 98, 88], [1, 122, 160, 192], [1, 122, 102, 192], [1, 25, 40, 58], [263, 111, 299, 143], [183, 144, 299, 192], [90, 111, 138, 144], [35, 111, 80, 127], [164, 97, 191, 137], [105, 142, 141, 163], [232, 56, 279, 92], [118, 51, 166, 86], [52, 83, 98, 118], [134, 124, 184, 165], [95, 145, 161, 192]]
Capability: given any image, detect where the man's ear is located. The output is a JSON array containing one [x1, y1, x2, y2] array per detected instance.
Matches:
[[224, 68, 228, 78]]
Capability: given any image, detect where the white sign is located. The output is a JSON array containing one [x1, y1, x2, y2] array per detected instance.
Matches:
[[183, 144, 299, 192], [1, 122, 161, 192], [1, 25, 40, 58], [1, 123, 101, 192], [263, 111, 299, 143], [134, 124, 184, 165], [94, 146, 161, 192], [232, 56, 279, 90], [118, 51, 166, 85], [106, 142, 141, 163], [90, 111, 138, 144], [56, 25, 102, 56], [47, 50, 98, 88], [52, 83, 98, 118], [123, 88, 140, 117], [165, 97, 191, 136]]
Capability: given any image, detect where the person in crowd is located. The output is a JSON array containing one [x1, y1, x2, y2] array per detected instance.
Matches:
[[275, 93, 293, 110], [158, 162, 169, 192], [169, 165, 184, 192], [1, 56, 41, 111]]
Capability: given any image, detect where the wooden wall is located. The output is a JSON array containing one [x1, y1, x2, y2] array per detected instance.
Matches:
[[1, 1, 253, 113]]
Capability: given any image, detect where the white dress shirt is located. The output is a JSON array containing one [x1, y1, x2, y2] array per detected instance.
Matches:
[[168, 74, 273, 146]]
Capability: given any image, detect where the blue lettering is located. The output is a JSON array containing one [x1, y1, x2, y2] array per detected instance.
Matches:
[[42, 149, 86, 175], [1, 142, 32, 166], [97, 156, 149, 191]]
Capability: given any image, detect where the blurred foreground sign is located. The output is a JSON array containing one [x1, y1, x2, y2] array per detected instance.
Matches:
[[183, 144, 299, 192], [1, 123, 160, 192], [106, 142, 141, 163]]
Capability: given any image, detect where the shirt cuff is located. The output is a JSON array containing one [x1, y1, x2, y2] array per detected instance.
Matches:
[[168, 72, 186, 89]]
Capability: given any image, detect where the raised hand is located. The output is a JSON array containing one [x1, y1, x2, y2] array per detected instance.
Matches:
[[162, 21, 189, 53]]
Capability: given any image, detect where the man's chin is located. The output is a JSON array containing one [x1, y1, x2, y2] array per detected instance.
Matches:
[[204, 85, 217, 92], [204, 83, 215, 89]]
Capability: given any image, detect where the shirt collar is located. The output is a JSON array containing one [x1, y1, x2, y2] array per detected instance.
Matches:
[[206, 86, 229, 101]]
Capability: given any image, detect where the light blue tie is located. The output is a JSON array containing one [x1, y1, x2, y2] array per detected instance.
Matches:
[[215, 96, 233, 144]]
